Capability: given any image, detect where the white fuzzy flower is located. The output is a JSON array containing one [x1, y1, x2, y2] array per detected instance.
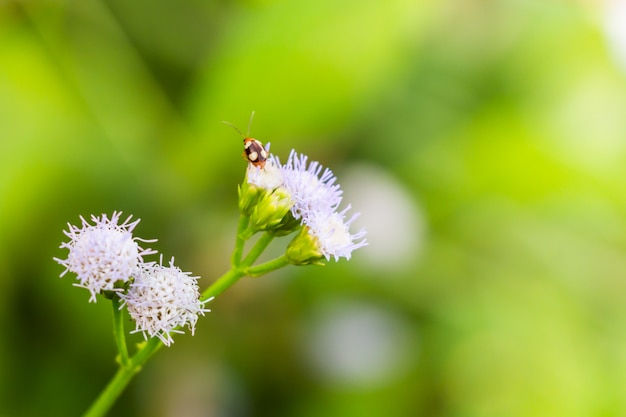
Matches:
[[277, 150, 367, 263], [246, 155, 283, 191], [54, 212, 155, 302], [305, 206, 368, 261], [239, 145, 367, 261], [122, 258, 209, 346], [279, 150, 343, 220]]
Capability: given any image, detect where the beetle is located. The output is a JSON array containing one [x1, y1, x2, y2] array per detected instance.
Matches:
[[242, 137, 269, 168], [223, 111, 269, 168]]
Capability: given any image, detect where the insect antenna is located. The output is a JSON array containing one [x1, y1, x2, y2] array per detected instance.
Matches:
[[246, 110, 255, 137], [222, 111, 256, 139], [221, 120, 245, 138]]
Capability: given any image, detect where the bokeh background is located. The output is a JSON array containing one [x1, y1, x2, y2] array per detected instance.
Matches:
[[2, 0, 626, 416]]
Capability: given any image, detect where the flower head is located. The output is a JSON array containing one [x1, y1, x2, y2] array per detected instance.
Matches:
[[280, 150, 343, 220], [286, 206, 367, 264], [54, 212, 156, 302], [121, 258, 209, 346], [278, 150, 367, 263], [238, 158, 298, 236], [237, 146, 367, 262], [305, 206, 368, 261], [239, 159, 285, 216], [246, 157, 283, 191]]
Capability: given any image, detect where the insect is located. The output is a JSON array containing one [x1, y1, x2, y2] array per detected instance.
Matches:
[[222, 111, 270, 169]]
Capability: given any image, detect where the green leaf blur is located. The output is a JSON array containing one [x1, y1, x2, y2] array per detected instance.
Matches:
[[1, 0, 626, 416]]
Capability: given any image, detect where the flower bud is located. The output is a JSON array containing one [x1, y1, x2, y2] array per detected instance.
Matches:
[[239, 159, 284, 214], [249, 186, 294, 233], [285, 226, 326, 266], [238, 181, 264, 217], [268, 211, 301, 237]]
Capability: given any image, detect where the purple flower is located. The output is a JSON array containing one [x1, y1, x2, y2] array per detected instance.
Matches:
[[54, 212, 155, 302]]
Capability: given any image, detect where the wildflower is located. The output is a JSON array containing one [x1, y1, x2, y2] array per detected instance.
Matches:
[[278, 150, 367, 263], [54, 212, 155, 302], [239, 147, 367, 260], [280, 150, 343, 221], [286, 206, 367, 265], [121, 258, 209, 346], [239, 158, 287, 215], [245, 149, 281, 190], [239, 158, 297, 236]]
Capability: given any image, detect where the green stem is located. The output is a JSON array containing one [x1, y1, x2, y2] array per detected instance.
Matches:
[[111, 295, 130, 367], [82, 363, 138, 417], [84, 267, 247, 417], [231, 214, 249, 266], [246, 255, 290, 277], [82, 229, 285, 416], [130, 337, 163, 369], [241, 232, 275, 267], [200, 267, 246, 302]]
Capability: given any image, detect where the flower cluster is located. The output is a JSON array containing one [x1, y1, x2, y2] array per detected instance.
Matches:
[[53, 125, 369, 417], [241, 149, 367, 264], [121, 258, 209, 346], [54, 212, 155, 302], [54, 139, 367, 348], [55, 212, 206, 346]]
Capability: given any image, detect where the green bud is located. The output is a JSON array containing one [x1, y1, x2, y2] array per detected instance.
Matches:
[[285, 226, 326, 266], [238, 181, 264, 217], [268, 211, 301, 237], [249, 186, 294, 232]]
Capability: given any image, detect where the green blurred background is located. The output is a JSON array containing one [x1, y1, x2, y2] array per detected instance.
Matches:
[[2, 0, 626, 416]]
